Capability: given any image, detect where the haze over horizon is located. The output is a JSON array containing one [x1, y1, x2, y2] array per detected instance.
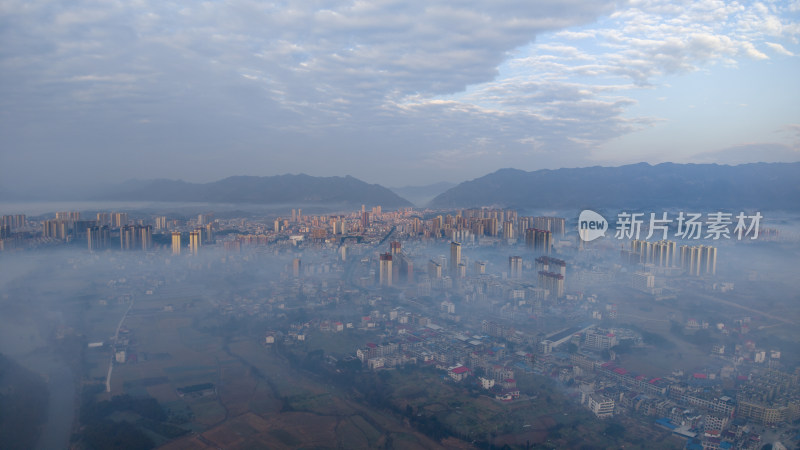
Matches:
[[1, 0, 799, 191]]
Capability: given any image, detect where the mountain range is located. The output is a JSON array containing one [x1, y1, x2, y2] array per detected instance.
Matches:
[[3, 162, 798, 210], [94, 174, 413, 208], [429, 162, 800, 210]]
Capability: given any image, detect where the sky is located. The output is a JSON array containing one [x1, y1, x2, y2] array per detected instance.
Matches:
[[1, 0, 799, 192]]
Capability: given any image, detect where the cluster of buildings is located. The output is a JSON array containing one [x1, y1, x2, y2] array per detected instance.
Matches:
[[3, 202, 796, 449]]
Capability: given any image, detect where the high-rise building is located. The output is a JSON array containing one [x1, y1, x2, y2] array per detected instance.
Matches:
[[428, 260, 442, 279], [96, 213, 111, 227], [1, 215, 26, 230], [390, 241, 402, 255], [535, 256, 566, 276], [361, 211, 370, 230], [189, 231, 201, 255], [538, 271, 565, 299], [111, 212, 129, 228], [204, 223, 214, 244], [485, 217, 498, 236], [584, 330, 618, 351], [393, 252, 414, 284], [155, 216, 167, 230], [172, 232, 181, 255], [680, 245, 717, 276], [474, 261, 486, 275], [87, 226, 110, 252], [534, 216, 565, 237], [509, 256, 523, 278], [379, 253, 393, 287], [525, 228, 552, 254], [450, 242, 461, 274], [120, 225, 151, 251], [197, 213, 213, 226], [56, 211, 80, 221], [140, 225, 152, 251], [332, 218, 347, 235], [42, 219, 71, 240], [702, 246, 717, 276], [503, 221, 514, 240], [120, 225, 135, 250], [631, 240, 677, 267]]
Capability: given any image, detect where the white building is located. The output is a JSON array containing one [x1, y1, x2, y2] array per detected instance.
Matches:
[[586, 393, 615, 419]]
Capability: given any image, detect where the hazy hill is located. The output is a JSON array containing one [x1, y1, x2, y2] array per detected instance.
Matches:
[[98, 174, 413, 207], [429, 162, 800, 210]]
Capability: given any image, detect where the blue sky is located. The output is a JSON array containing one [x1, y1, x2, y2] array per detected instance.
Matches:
[[1, 0, 798, 191]]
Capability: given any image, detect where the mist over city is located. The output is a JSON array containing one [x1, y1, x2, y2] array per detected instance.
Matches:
[[2, 0, 800, 449], [1, 199, 800, 449]]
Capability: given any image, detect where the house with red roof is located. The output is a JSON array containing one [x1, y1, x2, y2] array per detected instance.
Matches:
[[448, 365, 471, 382]]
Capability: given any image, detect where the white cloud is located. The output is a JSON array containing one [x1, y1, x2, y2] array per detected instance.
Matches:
[[765, 41, 795, 55], [0, 0, 796, 188]]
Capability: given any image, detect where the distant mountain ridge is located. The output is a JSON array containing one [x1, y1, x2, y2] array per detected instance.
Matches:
[[96, 174, 413, 207], [429, 162, 800, 210]]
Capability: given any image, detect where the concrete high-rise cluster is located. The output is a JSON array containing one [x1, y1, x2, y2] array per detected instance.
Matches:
[[379, 253, 393, 286], [450, 242, 461, 274], [361, 211, 370, 230], [111, 212, 129, 228], [388, 241, 413, 284], [525, 228, 552, 254], [533, 216, 565, 237], [502, 221, 514, 240], [428, 260, 442, 279], [119, 225, 152, 251], [87, 226, 110, 252], [535, 256, 566, 276], [630, 239, 677, 267], [680, 245, 717, 276], [197, 213, 213, 226], [155, 216, 168, 230], [43, 215, 94, 241], [171, 232, 181, 255], [189, 230, 201, 255], [1, 214, 26, 230], [538, 271, 565, 299], [42, 219, 71, 240], [56, 211, 81, 221], [332, 217, 347, 235]]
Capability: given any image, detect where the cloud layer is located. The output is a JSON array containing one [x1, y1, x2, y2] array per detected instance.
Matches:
[[0, 0, 798, 190]]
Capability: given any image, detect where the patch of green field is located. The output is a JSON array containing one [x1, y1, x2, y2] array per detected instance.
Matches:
[[303, 330, 374, 356]]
